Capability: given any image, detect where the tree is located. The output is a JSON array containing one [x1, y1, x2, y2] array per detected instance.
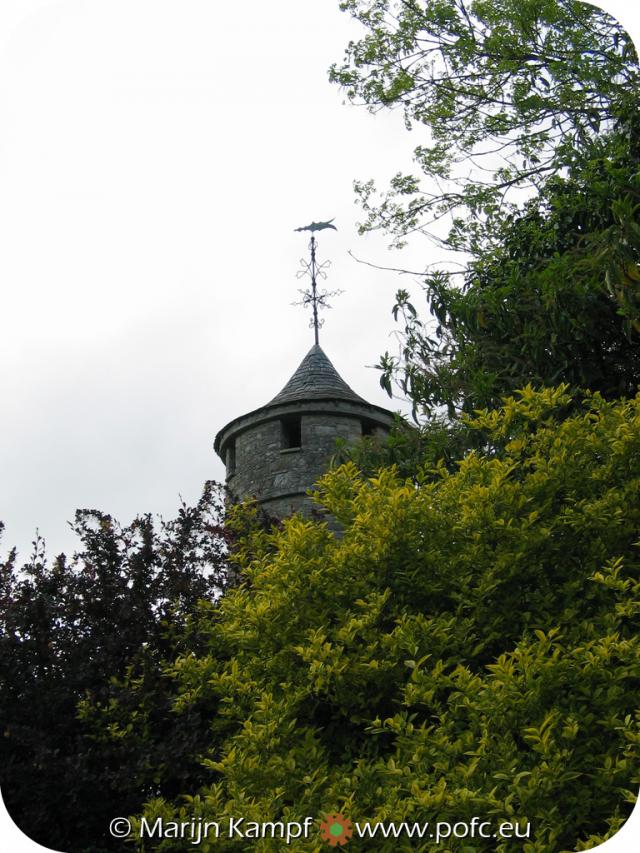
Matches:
[[330, 0, 638, 250], [378, 130, 640, 417], [0, 482, 228, 852], [330, 0, 640, 419], [121, 388, 640, 851]]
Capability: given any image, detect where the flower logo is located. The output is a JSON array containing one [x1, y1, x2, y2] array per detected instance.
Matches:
[[319, 813, 353, 847]]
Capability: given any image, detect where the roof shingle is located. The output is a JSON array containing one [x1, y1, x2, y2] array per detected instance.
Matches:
[[268, 344, 367, 406]]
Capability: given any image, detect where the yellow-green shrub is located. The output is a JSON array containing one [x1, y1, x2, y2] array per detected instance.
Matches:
[[136, 388, 640, 851]]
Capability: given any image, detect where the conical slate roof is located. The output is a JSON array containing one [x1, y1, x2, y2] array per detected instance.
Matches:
[[268, 344, 367, 406]]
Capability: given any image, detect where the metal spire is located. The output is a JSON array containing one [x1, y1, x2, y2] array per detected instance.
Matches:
[[293, 219, 342, 345]]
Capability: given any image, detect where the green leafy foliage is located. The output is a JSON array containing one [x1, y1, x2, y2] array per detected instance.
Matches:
[[331, 414, 475, 481], [330, 0, 639, 249], [129, 389, 640, 851], [332, 0, 640, 418], [379, 133, 640, 417], [0, 482, 228, 852]]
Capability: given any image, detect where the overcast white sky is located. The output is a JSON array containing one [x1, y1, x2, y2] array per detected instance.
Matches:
[[0, 0, 427, 561], [0, 0, 638, 569]]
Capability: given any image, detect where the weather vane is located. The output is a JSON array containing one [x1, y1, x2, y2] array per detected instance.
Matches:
[[293, 218, 343, 345]]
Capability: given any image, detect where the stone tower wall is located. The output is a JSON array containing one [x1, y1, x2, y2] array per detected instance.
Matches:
[[226, 410, 371, 515]]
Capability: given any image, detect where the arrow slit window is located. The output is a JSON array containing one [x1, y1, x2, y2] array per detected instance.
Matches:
[[281, 415, 302, 450], [227, 441, 236, 475]]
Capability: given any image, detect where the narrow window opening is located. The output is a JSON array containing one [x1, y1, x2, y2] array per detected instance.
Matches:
[[227, 441, 236, 475], [361, 419, 376, 437], [281, 415, 302, 449]]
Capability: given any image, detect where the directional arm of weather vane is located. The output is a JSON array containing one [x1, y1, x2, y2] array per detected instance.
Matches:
[[296, 259, 312, 279], [315, 260, 330, 280], [296, 257, 330, 281], [318, 288, 344, 305]]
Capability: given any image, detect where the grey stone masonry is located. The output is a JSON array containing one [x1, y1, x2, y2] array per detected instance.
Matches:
[[214, 345, 396, 520]]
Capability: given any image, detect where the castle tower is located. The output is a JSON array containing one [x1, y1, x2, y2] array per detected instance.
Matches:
[[214, 220, 396, 519], [214, 343, 395, 519]]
